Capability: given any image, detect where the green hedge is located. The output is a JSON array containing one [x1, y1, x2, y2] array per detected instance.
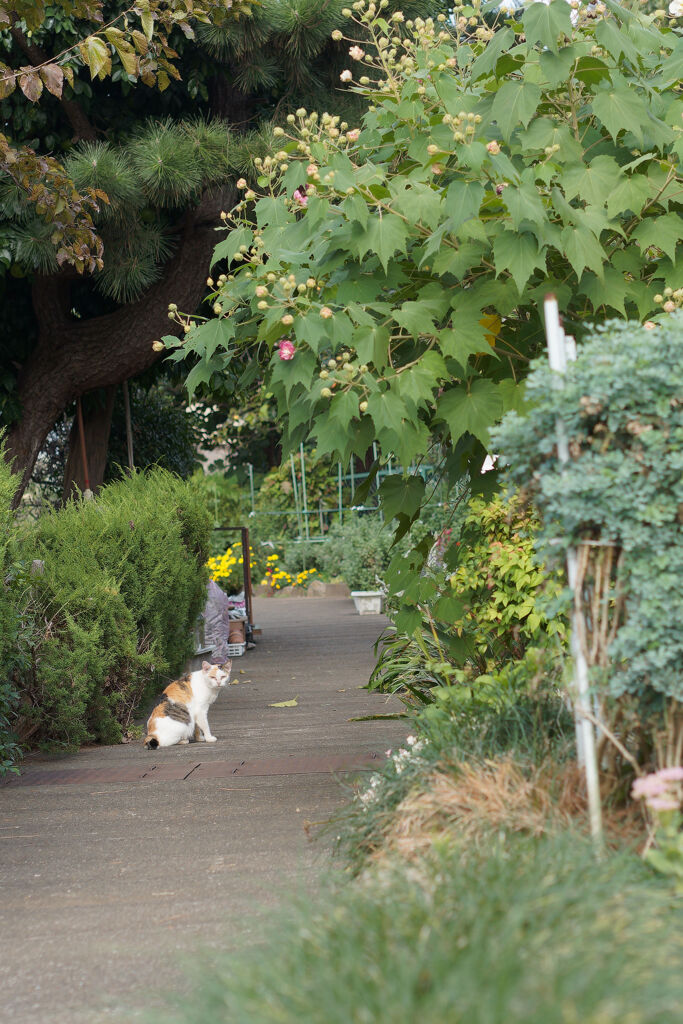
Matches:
[[0, 441, 22, 773], [15, 468, 211, 749]]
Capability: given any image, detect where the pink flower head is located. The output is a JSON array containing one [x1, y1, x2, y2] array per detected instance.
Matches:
[[647, 796, 681, 813], [487, 141, 501, 155], [340, 69, 353, 82], [631, 774, 669, 800], [293, 189, 308, 207], [347, 129, 360, 142], [278, 339, 296, 361], [349, 46, 364, 60], [657, 766, 683, 782]]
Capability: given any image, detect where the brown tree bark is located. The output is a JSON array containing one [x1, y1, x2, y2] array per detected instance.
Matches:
[[5, 186, 235, 507], [61, 385, 117, 501]]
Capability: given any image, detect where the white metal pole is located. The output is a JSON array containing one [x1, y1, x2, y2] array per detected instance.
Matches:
[[544, 294, 603, 847], [299, 443, 309, 541]]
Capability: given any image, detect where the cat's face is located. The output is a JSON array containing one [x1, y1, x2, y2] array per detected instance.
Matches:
[[202, 660, 232, 688]]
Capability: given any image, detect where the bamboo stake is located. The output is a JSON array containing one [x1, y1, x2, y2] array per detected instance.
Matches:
[[544, 294, 603, 849]]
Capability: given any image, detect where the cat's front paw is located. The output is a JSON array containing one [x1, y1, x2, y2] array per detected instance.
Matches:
[[204, 735, 217, 743]]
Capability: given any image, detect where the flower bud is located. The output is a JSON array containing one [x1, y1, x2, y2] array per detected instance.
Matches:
[[321, 387, 333, 398], [152, 340, 165, 352], [281, 314, 294, 325]]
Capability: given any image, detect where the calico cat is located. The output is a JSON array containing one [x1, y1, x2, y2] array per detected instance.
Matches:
[[144, 660, 231, 749]]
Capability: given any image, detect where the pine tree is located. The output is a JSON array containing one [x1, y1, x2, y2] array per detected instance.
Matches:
[[2, 0, 443, 502]]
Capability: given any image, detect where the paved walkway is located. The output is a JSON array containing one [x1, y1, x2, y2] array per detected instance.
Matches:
[[0, 597, 407, 1024]]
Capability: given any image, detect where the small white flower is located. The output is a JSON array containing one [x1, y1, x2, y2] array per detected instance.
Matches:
[[340, 69, 353, 82], [670, 0, 683, 14]]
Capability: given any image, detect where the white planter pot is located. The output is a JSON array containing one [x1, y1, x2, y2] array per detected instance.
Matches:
[[350, 590, 384, 615]]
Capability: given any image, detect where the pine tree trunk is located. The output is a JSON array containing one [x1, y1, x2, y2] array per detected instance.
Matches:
[[5, 188, 234, 507]]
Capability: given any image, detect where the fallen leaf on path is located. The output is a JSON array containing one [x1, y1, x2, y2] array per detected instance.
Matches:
[[269, 696, 299, 707]]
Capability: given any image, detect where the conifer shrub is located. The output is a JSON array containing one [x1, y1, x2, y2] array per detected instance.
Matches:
[[0, 440, 23, 773], [493, 313, 683, 773], [15, 469, 210, 748]]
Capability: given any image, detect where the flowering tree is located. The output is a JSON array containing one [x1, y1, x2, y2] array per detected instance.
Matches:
[[166, 0, 682, 551]]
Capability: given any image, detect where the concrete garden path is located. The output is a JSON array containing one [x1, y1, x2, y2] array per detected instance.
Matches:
[[0, 596, 408, 1024]]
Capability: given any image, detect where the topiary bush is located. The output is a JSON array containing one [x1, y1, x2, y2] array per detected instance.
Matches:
[[493, 313, 683, 773], [14, 468, 211, 749]]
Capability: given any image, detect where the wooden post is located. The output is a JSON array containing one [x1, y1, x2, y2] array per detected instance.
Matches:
[[76, 397, 93, 500], [122, 380, 134, 473]]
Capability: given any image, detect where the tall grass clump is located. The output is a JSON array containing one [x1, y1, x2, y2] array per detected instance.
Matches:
[[14, 468, 210, 749], [152, 833, 682, 1024]]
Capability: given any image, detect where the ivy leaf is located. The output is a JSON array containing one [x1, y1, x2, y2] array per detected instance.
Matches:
[[522, 0, 572, 54], [437, 379, 503, 447], [491, 80, 541, 141], [493, 230, 545, 293]]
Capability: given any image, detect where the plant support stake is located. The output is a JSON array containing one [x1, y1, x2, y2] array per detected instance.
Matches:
[[544, 294, 603, 848]]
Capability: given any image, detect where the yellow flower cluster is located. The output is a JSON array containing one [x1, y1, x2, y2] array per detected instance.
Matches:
[[207, 545, 255, 584], [260, 559, 318, 590]]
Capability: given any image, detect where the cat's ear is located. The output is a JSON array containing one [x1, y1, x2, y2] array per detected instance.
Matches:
[[222, 659, 232, 676], [202, 660, 211, 672]]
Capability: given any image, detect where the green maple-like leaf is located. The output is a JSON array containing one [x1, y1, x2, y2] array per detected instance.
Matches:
[[522, 0, 572, 54], [592, 84, 652, 145], [437, 379, 503, 447], [493, 230, 545, 293], [491, 81, 541, 141]]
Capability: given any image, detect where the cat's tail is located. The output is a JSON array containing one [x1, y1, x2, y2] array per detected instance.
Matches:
[[144, 734, 159, 750]]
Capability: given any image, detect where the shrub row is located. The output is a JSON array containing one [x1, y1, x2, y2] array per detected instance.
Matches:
[[6, 467, 210, 751]]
